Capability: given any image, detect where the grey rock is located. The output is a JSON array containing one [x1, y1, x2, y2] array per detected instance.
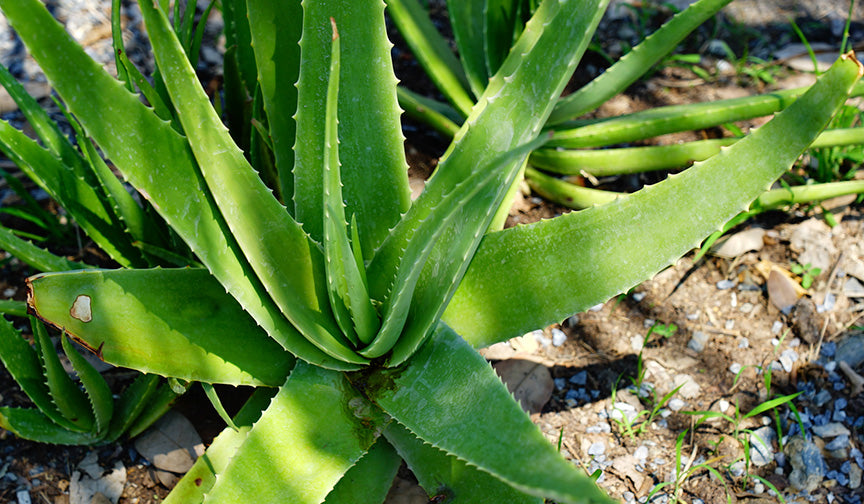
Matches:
[[634, 445, 649, 461], [845, 277, 864, 298], [785, 437, 825, 493], [588, 442, 606, 457], [716, 279, 737, 290], [668, 398, 686, 411], [825, 435, 849, 451], [672, 374, 700, 399], [687, 331, 709, 353], [749, 426, 776, 467], [850, 463, 862, 490], [836, 332, 864, 368], [812, 422, 850, 438]]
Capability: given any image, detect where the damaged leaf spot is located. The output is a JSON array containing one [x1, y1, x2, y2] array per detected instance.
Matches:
[[70, 295, 92, 323]]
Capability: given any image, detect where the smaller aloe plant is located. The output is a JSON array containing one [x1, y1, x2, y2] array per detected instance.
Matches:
[[0, 315, 178, 444], [390, 0, 864, 214]]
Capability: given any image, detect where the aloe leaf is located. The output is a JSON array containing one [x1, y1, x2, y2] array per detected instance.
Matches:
[[323, 437, 402, 504], [27, 268, 294, 386], [246, 0, 302, 206], [321, 24, 379, 345], [294, 0, 410, 255], [548, 80, 864, 148], [364, 137, 547, 361], [360, 324, 613, 504], [138, 0, 365, 364], [445, 0, 488, 98], [0, 0, 354, 370], [204, 362, 386, 504], [447, 53, 864, 348], [397, 86, 462, 137], [31, 316, 94, 430], [126, 381, 181, 438], [201, 382, 239, 431], [0, 407, 101, 445], [484, 0, 521, 77], [533, 126, 864, 176], [0, 300, 27, 317], [163, 389, 273, 503], [60, 334, 113, 434], [164, 388, 277, 504], [385, 422, 543, 503], [372, 0, 609, 365], [755, 179, 864, 209], [549, 0, 734, 124], [105, 373, 160, 442], [0, 316, 80, 430], [0, 118, 140, 267], [386, 0, 475, 113], [0, 225, 91, 272], [525, 166, 618, 210], [111, 0, 132, 90]]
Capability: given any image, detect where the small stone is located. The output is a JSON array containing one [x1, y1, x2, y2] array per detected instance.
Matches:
[[632, 292, 646, 302], [16, 490, 31, 504], [630, 335, 644, 352], [672, 375, 700, 399], [588, 303, 604, 312], [738, 337, 749, 349], [780, 350, 799, 372], [750, 426, 776, 467], [716, 279, 737, 290], [718, 399, 730, 413], [753, 482, 765, 494], [569, 371, 587, 386], [817, 293, 836, 313], [551, 328, 567, 347], [724, 319, 735, 330], [729, 363, 742, 375], [554, 378, 566, 390], [634, 446, 648, 460], [729, 461, 746, 477], [643, 319, 655, 328], [812, 423, 851, 438], [836, 333, 864, 368], [825, 435, 849, 451], [687, 331, 709, 353], [767, 270, 800, 313], [814, 390, 833, 407], [588, 442, 606, 457], [785, 437, 825, 492], [740, 302, 754, 313], [850, 463, 862, 489], [686, 311, 700, 321], [668, 398, 686, 411], [771, 320, 784, 334], [845, 277, 864, 298]]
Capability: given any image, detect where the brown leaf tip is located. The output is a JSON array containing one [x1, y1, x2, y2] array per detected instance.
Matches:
[[841, 50, 864, 78], [330, 17, 339, 41]]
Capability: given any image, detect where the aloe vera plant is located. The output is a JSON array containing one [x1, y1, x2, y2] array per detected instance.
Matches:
[[0, 0, 861, 503], [391, 0, 864, 213]]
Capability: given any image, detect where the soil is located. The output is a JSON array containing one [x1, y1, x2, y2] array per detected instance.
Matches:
[[1, 2, 864, 504]]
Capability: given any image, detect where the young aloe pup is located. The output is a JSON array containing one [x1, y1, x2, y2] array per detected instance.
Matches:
[[0, 0, 861, 502]]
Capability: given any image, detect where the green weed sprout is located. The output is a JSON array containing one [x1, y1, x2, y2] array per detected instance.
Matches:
[[791, 262, 822, 289], [0, 0, 860, 503]]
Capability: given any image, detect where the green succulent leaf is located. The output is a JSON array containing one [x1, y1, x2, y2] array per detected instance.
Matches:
[[204, 362, 386, 504], [323, 437, 402, 504], [386, 0, 475, 113], [0, 407, 102, 445], [246, 0, 302, 204], [385, 422, 543, 503], [0, 225, 91, 272], [105, 373, 161, 442], [27, 268, 294, 386], [32, 316, 94, 431], [445, 0, 488, 98], [448, 53, 864, 348], [360, 324, 613, 504], [60, 334, 113, 434], [549, 0, 734, 124], [321, 24, 380, 346], [0, 316, 79, 430], [164, 388, 277, 504], [294, 0, 410, 255]]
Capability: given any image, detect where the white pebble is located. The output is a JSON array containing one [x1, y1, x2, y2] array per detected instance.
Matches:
[[588, 303, 604, 312], [16, 490, 31, 504], [634, 446, 649, 460], [725, 319, 735, 330], [740, 302, 753, 313], [551, 328, 567, 347], [730, 291, 738, 307], [729, 363, 742, 375], [668, 398, 686, 411], [718, 399, 730, 412], [771, 320, 783, 334], [632, 292, 646, 302], [588, 442, 606, 456]]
